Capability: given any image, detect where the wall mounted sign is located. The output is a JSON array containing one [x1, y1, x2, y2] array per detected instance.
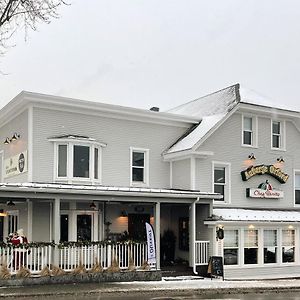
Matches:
[[4, 150, 28, 178], [241, 164, 289, 184], [246, 180, 284, 199]]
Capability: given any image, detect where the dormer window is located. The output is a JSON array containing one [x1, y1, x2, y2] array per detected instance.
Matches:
[[50, 135, 106, 183]]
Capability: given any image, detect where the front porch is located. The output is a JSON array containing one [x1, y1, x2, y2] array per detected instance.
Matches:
[[0, 183, 217, 277]]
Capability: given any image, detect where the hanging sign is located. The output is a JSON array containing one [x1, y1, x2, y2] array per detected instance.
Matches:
[[241, 164, 289, 184], [246, 180, 283, 199], [145, 222, 156, 264], [4, 150, 28, 178]]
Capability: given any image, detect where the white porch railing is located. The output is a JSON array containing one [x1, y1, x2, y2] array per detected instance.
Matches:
[[0, 242, 149, 275], [0, 244, 52, 275], [194, 240, 210, 266]]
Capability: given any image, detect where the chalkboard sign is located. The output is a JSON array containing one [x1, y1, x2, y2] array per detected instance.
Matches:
[[207, 256, 224, 280]]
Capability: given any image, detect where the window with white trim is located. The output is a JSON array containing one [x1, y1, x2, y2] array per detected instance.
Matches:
[[223, 230, 239, 265], [130, 148, 149, 186], [243, 116, 253, 146], [272, 120, 284, 149], [51, 137, 105, 183], [244, 229, 258, 264], [295, 172, 300, 205], [282, 229, 295, 263], [213, 163, 230, 203], [264, 229, 277, 264]]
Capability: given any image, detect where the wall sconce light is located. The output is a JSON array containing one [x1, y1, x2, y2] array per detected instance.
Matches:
[[274, 156, 285, 169], [11, 133, 20, 141], [89, 201, 96, 209], [0, 211, 8, 217], [7, 200, 15, 206], [120, 210, 128, 217], [216, 225, 224, 240], [4, 137, 10, 145], [3, 133, 21, 145], [243, 153, 256, 168]]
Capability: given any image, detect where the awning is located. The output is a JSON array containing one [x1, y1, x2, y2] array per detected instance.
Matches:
[[208, 208, 300, 223]]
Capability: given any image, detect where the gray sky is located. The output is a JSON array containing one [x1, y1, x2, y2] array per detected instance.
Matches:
[[1, 0, 300, 112]]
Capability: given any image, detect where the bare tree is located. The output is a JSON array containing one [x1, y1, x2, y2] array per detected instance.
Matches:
[[0, 0, 67, 54]]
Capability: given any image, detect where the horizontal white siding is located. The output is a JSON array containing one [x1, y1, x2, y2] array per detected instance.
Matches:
[[32, 107, 187, 188], [172, 159, 191, 190]]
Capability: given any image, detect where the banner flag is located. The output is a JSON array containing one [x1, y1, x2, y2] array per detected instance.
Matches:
[[145, 222, 156, 264]]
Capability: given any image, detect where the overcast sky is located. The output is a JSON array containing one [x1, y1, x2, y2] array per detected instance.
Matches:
[[0, 0, 300, 112]]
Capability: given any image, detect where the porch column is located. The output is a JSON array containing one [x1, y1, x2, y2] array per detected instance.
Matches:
[[189, 200, 196, 272], [155, 202, 160, 269], [27, 199, 33, 241], [53, 197, 61, 243]]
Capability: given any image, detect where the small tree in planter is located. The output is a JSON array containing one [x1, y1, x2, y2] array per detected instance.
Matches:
[[161, 229, 176, 266]]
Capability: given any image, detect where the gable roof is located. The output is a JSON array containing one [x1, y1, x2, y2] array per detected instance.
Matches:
[[164, 83, 300, 157]]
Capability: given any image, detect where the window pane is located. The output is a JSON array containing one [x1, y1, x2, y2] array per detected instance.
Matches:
[[60, 214, 69, 242], [244, 117, 252, 131], [295, 174, 300, 188], [272, 135, 280, 148], [94, 148, 99, 179], [224, 230, 238, 247], [214, 168, 225, 183], [73, 145, 90, 178], [132, 167, 144, 182], [244, 230, 258, 247], [224, 249, 238, 265], [244, 248, 258, 264], [58, 145, 67, 177], [132, 152, 144, 167], [272, 121, 280, 134], [295, 190, 300, 205], [243, 131, 252, 145], [264, 230, 277, 247], [282, 246, 295, 263], [214, 184, 224, 199], [264, 247, 277, 264], [282, 230, 295, 246]]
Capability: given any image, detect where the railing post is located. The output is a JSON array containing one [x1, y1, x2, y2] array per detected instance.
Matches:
[[107, 244, 112, 267]]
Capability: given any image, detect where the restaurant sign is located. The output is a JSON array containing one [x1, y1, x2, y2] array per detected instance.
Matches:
[[241, 164, 289, 184], [4, 150, 27, 178], [246, 180, 283, 199]]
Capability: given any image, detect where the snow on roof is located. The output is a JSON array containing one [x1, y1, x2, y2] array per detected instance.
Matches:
[[212, 208, 300, 222], [0, 182, 219, 199], [167, 113, 226, 153], [167, 84, 238, 119], [164, 83, 300, 156]]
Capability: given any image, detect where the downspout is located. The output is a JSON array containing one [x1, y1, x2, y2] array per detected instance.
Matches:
[[192, 196, 200, 275]]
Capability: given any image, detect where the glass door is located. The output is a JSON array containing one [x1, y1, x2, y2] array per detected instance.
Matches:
[[77, 214, 92, 241]]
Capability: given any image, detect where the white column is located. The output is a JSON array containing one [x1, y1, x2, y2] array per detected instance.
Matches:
[[189, 201, 196, 272], [27, 199, 33, 241], [69, 201, 76, 241], [53, 197, 61, 244], [155, 202, 160, 269]]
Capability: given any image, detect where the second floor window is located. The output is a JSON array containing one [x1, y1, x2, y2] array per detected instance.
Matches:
[[272, 121, 282, 149], [295, 173, 300, 205], [243, 116, 253, 146], [130, 148, 149, 186]]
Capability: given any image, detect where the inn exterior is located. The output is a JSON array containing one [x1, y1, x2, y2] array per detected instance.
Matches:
[[1, 84, 300, 279]]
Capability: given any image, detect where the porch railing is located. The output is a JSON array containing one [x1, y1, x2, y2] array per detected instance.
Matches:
[[0, 242, 149, 275], [194, 240, 209, 266]]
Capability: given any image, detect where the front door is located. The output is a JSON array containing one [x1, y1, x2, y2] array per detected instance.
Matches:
[[77, 214, 92, 241], [128, 213, 150, 241]]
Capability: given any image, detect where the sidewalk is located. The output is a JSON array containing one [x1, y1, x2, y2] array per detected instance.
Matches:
[[2, 276, 300, 298]]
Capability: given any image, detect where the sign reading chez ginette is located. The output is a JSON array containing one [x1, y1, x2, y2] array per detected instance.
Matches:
[[246, 180, 284, 199], [4, 150, 27, 178], [241, 164, 289, 184]]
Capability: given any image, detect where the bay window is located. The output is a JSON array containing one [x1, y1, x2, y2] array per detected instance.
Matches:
[[51, 136, 106, 183], [264, 229, 277, 264], [282, 229, 295, 263]]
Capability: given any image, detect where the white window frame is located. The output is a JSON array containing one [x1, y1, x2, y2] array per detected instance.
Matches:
[[271, 119, 286, 151], [242, 115, 258, 147], [263, 229, 278, 265], [294, 170, 300, 207], [52, 138, 105, 184], [223, 229, 239, 266], [130, 147, 149, 187], [212, 161, 231, 204]]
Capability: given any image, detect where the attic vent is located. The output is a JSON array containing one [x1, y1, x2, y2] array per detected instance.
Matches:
[[150, 107, 159, 112]]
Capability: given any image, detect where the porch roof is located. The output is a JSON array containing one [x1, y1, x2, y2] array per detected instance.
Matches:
[[0, 182, 221, 200], [208, 208, 300, 223]]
